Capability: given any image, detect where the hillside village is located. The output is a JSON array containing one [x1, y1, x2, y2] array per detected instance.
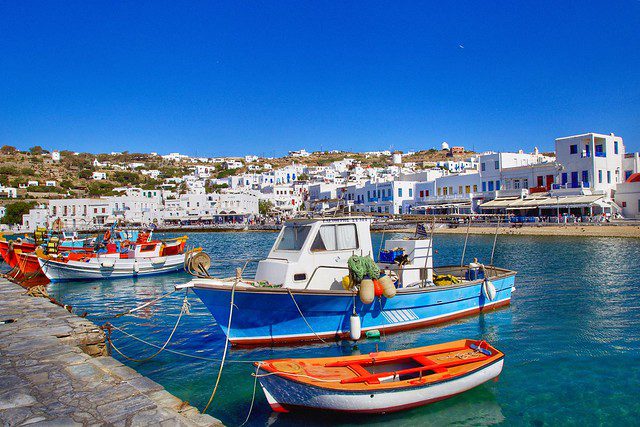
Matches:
[[1, 131, 639, 230]]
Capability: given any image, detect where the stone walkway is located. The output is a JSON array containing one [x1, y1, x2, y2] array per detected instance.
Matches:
[[0, 278, 222, 426]]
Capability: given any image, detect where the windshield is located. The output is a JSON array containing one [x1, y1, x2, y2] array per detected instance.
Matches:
[[275, 225, 312, 251]]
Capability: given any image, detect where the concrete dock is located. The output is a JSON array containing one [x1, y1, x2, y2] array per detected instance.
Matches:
[[0, 278, 222, 426]]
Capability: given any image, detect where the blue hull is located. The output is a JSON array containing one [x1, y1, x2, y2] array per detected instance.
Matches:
[[192, 271, 516, 345]]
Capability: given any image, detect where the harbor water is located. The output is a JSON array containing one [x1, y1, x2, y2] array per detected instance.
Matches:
[[34, 232, 640, 426]]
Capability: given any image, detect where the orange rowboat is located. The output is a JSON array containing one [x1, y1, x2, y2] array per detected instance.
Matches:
[[256, 339, 503, 414]]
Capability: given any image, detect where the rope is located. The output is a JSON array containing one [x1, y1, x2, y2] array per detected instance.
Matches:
[[286, 288, 328, 344], [107, 324, 256, 363], [202, 280, 237, 414], [240, 362, 261, 427], [489, 216, 502, 267], [104, 290, 190, 363], [94, 288, 178, 320], [460, 217, 472, 267]]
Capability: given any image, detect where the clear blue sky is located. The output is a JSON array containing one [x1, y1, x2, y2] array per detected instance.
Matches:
[[1, 1, 639, 157]]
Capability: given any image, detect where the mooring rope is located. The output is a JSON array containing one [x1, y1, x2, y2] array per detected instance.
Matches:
[[286, 288, 328, 344], [107, 324, 256, 363], [93, 289, 178, 321], [240, 362, 261, 427], [104, 290, 190, 363], [202, 280, 237, 414], [251, 371, 342, 383]]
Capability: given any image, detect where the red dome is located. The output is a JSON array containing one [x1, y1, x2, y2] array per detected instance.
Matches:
[[626, 173, 640, 183]]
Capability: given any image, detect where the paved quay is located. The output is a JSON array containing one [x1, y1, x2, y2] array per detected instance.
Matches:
[[0, 278, 222, 426]]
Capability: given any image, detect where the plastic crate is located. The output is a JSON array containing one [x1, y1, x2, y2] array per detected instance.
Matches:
[[378, 249, 404, 264]]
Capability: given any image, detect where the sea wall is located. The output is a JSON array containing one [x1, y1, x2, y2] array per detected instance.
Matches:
[[0, 278, 222, 426]]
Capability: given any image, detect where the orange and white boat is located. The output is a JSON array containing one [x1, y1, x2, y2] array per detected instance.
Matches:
[[256, 339, 503, 414]]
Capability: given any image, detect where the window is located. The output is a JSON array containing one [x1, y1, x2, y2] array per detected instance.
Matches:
[[595, 144, 605, 157], [598, 170, 603, 183], [614, 141, 619, 154], [488, 181, 494, 191], [458, 186, 462, 194], [437, 188, 442, 196], [496, 180, 501, 190], [481, 163, 486, 172], [626, 170, 633, 181], [571, 171, 578, 187], [419, 190, 424, 197], [514, 180, 520, 189], [607, 171, 611, 184], [398, 188, 402, 197], [561, 173, 567, 185], [443, 187, 448, 195], [408, 188, 412, 197], [570, 144, 578, 154], [584, 144, 591, 157], [494, 160, 500, 169], [275, 225, 312, 251], [482, 182, 486, 192], [310, 224, 358, 252], [473, 185, 477, 192], [465, 185, 471, 193], [523, 179, 529, 189], [621, 201, 626, 208], [582, 170, 589, 184]]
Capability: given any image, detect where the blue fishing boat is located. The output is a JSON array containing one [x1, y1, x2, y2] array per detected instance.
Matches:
[[184, 217, 516, 345]]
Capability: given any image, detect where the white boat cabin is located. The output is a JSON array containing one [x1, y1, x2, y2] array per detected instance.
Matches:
[[254, 217, 433, 290]]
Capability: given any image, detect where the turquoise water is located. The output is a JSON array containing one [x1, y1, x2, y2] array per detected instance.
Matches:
[[34, 232, 640, 425]]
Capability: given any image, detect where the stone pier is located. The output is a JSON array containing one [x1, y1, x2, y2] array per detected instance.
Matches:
[[0, 278, 222, 426]]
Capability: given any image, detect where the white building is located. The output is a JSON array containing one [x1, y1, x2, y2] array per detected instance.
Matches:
[[615, 174, 640, 218], [555, 132, 625, 198], [48, 198, 111, 228], [289, 149, 310, 158], [22, 205, 49, 230], [92, 172, 107, 180], [51, 150, 61, 162], [0, 186, 18, 198], [244, 155, 259, 163], [45, 180, 57, 187]]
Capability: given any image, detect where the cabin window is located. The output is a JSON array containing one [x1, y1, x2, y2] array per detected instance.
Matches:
[[311, 224, 358, 252], [275, 225, 312, 251]]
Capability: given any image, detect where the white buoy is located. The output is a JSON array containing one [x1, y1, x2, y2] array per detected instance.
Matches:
[[483, 279, 496, 301], [350, 313, 362, 340], [133, 260, 140, 274]]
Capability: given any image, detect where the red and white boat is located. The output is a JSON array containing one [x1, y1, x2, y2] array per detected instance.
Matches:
[[37, 236, 193, 282], [256, 339, 503, 414]]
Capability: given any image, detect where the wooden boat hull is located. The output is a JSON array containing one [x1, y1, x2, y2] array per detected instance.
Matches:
[[257, 339, 504, 413], [190, 268, 516, 345], [15, 252, 45, 276], [0, 240, 36, 268], [38, 253, 186, 282]]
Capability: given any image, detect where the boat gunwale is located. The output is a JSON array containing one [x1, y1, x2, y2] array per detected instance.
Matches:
[[256, 351, 504, 392], [188, 265, 517, 296]]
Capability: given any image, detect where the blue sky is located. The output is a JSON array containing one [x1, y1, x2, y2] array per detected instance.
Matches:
[[1, 1, 639, 156]]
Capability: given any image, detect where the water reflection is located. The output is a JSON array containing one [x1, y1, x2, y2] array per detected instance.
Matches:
[[18, 231, 640, 426]]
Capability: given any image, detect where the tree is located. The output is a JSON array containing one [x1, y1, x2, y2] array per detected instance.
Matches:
[[297, 173, 309, 181], [0, 145, 17, 155], [29, 146, 44, 155], [78, 169, 93, 179], [259, 200, 274, 216], [1, 201, 37, 225]]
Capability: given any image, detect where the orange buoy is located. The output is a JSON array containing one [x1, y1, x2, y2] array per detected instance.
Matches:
[[373, 279, 384, 297]]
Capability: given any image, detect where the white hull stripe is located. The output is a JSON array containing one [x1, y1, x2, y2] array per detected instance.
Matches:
[[230, 295, 512, 343]]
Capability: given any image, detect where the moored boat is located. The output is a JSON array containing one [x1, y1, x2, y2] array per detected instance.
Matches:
[[37, 237, 194, 282], [256, 339, 503, 413], [184, 217, 517, 345]]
